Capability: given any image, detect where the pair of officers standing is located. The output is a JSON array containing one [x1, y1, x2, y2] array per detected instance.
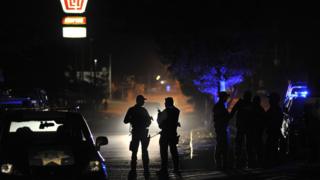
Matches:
[[124, 95, 181, 178]]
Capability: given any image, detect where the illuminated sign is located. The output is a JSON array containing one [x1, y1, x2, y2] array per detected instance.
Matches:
[[60, 0, 88, 14], [62, 27, 87, 38], [62, 16, 87, 25]]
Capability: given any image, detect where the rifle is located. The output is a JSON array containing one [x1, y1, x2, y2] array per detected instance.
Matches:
[[150, 131, 161, 138]]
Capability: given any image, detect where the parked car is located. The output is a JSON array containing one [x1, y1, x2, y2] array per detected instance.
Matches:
[[0, 88, 49, 111], [281, 81, 308, 158], [189, 128, 215, 159], [0, 110, 109, 179]]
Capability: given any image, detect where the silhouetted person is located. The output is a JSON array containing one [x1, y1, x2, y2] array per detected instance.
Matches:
[[304, 99, 320, 163], [213, 91, 231, 170], [157, 97, 181, 177], [231, 90, 253, 168], [124, 95, 152, 178], [265, 92, 283, 167], [286, 97, 307, 160], [249, 95, 266, 167]]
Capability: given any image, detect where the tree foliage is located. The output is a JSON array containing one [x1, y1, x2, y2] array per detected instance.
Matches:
[[155, 30, 260, 101]]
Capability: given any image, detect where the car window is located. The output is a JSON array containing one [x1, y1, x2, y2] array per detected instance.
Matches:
[[5, 119, 88, 143], [9, 120, 59, 132]]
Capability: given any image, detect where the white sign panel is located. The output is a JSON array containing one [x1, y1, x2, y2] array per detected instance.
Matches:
[[62, 27, 87, 38]]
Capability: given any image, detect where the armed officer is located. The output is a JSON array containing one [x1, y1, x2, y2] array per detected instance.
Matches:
[[213, 91, 231, 169], [265, 92, 283, 167], [157, 97, 181, 176], [231, 90, 254, 168], [124, 95, 152, 177]]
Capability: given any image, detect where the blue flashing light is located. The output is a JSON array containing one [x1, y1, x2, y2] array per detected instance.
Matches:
[[102, 163, 107, 174], [286, 88, 309, 100], [220, 80, 226, 92], [296, 91, 308, 98], [166, 85, 171, 92], [0, 100, 23, 105]]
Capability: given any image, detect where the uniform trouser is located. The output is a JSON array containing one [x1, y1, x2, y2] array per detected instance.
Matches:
[[235, 129, 248, 166], [252, 131, 264, 166], [159, 136, 179, 171], [130, 132, 149, 171], [265, 133, 280, 166], [215, 130, 228, 168], [247, 130, 260, 167], [307, 133, 319, 162]]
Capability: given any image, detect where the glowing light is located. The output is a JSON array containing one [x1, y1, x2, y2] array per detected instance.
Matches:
[[220, 80, 226, 92], [0, 100, 23, 105], [156, 75, 161, 81], [62, 16, 87, 25], [298, 91, 308, 97], [166, 85, 171, 92], [190, 131, 194, 159], [60, 0, 89, 14], [1, 164, 13, 174], [285, 83, 309, 100], [160, 80, 165, 85], [62, 27, 87, 38]]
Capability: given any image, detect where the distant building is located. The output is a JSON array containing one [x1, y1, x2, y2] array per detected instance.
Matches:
[[76, 67, 108, 86]]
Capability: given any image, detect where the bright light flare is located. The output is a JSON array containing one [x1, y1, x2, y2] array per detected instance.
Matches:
[[1, 164, 13, 174], [106, 134, 160, 160], [220, 80, 226, 92], [156, 75, 161, 81], [166, 85, 171, 92], [190, 131, 193, 159]]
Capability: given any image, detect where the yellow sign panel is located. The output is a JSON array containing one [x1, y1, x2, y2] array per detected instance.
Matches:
[[62, 16, 87, 25]]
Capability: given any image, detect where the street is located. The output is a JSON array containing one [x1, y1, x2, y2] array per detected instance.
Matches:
[[85, 112, 320, 180]]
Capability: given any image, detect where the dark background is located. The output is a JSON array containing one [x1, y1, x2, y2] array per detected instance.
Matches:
[[1, 0, 320, 94]]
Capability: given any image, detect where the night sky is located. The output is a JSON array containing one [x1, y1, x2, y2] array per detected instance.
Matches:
[[0, 0, 319, 91]]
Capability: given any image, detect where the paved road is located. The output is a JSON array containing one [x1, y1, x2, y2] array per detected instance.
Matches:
[[94, 133, 320, 180], [85, 112, 217, 179], [85, 112, 320, 180]]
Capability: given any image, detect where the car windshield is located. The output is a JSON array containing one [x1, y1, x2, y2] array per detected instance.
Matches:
[[3, 119, 88, 145], [0, 115, 95, 167], [10, 120, 60, 132]]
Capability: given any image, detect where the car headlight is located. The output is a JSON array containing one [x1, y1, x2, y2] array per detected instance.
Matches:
[[1, 163, 13, 174], [88, 161, 101, 172]]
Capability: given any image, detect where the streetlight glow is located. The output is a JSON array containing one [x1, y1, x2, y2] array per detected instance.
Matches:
[[156, 75, 161, 81]]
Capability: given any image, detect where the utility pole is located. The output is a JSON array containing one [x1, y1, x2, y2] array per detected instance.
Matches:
[[94, 59, 98, 87], [108, 54, 112, 99]]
